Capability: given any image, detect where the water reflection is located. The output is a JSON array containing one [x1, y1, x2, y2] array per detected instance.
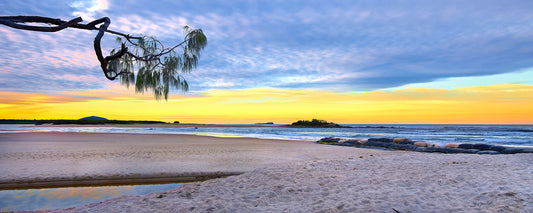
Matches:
[[0, 183, 185, 212]]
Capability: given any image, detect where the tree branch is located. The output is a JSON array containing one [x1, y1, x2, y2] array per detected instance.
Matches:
[[0, 15, 207, 100], [0, 16, 83, 32]]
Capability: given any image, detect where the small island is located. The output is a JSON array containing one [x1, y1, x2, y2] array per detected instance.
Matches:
[[290, 119, 347, 128]]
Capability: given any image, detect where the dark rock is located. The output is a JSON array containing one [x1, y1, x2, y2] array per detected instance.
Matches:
[[415, 147, 439, 152], [522, 148, 533, 153], [472, 144, 492, 151], [367, 138, 394, 143], [489, 146, 507, 152], [393, 138, 414, 145], [362, 141, 390, 148], [458, 149, 481, 154], [500, 147, 533, 154], [335, 143, 353, 147], [434, 147, 459, 153], [394, 144, 419, 151], [476, 151, 500, 155], [438, 148, 466, 154], [344, 140, 363, 145], [318, 137, 533, 155], [405, 145, 420, 151], [458, 144, 474, 149], [384, 143, 402, 149], [317, 137, 341, 143]]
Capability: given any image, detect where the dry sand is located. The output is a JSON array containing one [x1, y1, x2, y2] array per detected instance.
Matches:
[[1, 132, 532, 212], [0, 132, 385, 189]]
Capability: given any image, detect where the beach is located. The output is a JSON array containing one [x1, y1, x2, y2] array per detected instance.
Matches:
[[0, 132, 386, 189], [1, 132, 532, 212]]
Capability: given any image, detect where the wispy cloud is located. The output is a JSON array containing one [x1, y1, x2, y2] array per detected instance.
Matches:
[[69, 0, 109, 20]]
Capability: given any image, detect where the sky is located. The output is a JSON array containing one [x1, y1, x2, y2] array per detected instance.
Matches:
[[1, 0, 533, 124]]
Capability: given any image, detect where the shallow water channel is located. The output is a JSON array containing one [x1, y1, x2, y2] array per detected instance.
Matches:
[[0, 183, 186, 212]]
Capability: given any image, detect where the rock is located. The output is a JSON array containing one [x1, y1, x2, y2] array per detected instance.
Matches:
[[426, 143, 439, 148], [384, 143, 403, 149], [439, 147, 460, 153], [499, 147, 533, 154], [414, 142, 427, 147], [318, 137, 532, 155], [472, 144, 492, 151], [522, 148, 533, 153], [393, 138, 413, 144], [476, 151, 500, 155], [415, 147, 438, 152], [367, 138, 394, 143], [437, 147, 462, 153], [343, 140, 363, 145], [458, 149, 481, 154], [445, 144, 460, 148], [317, 137, 341, 143], [435, 147, 453, 153], [489, 146, 507, 152], [363, 141, 390, 148], [458, 144, 474, 149], [400, 144, 420, 151]]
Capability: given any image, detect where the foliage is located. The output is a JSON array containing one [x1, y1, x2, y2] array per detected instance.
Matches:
[[291, 119, 342, 128], [108, 26, 207, 100]]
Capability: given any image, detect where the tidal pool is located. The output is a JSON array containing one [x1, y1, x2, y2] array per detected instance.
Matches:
[[0, 183, 186, 212]]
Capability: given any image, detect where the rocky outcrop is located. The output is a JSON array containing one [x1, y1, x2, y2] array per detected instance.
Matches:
[[316, 137, 533, 154]]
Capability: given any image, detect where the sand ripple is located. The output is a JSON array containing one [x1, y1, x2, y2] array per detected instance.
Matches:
[[51, 153, 532, 213]]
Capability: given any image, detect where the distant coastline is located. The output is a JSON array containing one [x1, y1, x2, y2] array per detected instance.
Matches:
[[0, 119, 167, 125]]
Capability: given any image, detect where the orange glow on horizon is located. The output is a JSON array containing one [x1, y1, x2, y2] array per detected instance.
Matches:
[[1, 83, 532, 124]]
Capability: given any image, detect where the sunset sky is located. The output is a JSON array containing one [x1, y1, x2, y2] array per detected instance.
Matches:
[[1, 0, 533, 124]]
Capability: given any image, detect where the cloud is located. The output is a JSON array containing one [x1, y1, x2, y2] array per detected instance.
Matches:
[[70, 0, 109, 20], [112, 14, 188, 39], [2, 0, 533, 96]]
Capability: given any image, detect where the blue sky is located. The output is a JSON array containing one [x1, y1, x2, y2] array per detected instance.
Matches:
[[1, 0, 533, 94]]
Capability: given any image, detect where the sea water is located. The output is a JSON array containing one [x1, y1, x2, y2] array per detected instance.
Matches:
[[0, 183, 185, 212], [2, 124, 532, 147]]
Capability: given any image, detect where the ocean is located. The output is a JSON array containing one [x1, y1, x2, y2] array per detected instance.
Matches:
[[2, 124, 532, 148]]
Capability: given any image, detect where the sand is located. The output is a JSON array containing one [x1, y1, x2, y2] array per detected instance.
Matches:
[[0, 132, 386, 189], [1, 132, 532, 212]]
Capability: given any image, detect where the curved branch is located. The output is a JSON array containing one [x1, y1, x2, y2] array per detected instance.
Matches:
[[0, 16, 82, 32], [91, 17, 115, 80]]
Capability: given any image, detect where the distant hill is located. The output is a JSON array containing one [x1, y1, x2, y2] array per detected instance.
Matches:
[[79, 116, 108, 120], [290, 119, 347, 128], [255, 122, 274, 125]]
